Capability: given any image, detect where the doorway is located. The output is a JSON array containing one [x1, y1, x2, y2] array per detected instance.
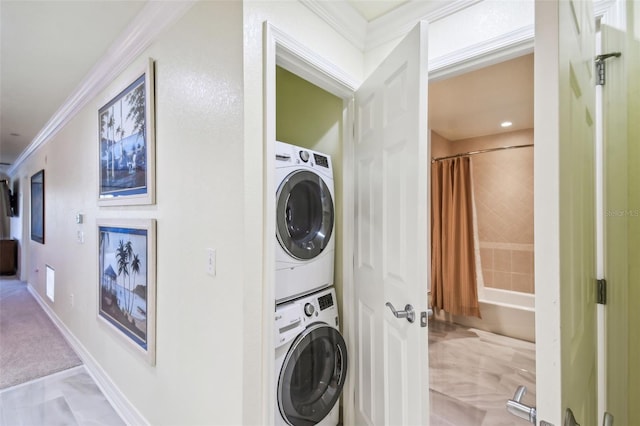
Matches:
[[427, 53, 536, 425]]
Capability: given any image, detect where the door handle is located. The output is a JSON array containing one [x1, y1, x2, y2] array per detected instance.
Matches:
[[506, 386, 536, 424], [385, 302, 415, 323], [564, 408, 580, 426]]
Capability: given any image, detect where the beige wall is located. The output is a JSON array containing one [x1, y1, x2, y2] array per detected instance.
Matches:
[[433, 129, 534, 293], [365, 0, 534, 77], [12, 2, 247, 424], [430, 131, 451, 159]]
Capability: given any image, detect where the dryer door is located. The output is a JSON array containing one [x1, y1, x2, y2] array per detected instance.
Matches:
[[277, 322, 347, 426], [276, 170, 334, 260]]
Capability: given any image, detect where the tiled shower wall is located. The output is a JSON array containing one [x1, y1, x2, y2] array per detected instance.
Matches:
[[431, 129, 534, 294]]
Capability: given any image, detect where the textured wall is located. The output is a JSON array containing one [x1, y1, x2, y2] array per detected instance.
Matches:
[[12, 2, 246, 424]]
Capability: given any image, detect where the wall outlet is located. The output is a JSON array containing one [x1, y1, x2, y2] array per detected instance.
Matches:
[[206, 248, 216, 277]]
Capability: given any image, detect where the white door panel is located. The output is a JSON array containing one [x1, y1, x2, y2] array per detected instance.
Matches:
[[535, 0, 597, 424], [354, 22, 429, 426]]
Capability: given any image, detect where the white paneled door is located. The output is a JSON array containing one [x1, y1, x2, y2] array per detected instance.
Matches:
[[535, 0, 598, 424], [353, 22, 429, 425]]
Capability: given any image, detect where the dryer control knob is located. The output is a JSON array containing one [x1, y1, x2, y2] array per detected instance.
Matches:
[[304, 303, 315, 317], [299, 150, 310, 162]]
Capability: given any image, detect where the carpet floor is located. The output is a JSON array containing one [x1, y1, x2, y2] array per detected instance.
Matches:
[[0, 278, 82, 389]]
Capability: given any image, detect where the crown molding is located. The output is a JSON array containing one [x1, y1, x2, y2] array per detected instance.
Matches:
[[301, 0, 482, 54], [428, 24, 534, 81], [299, 0, 368, 50], [365, 0, 482, 51], [8, 1, 196, 176]]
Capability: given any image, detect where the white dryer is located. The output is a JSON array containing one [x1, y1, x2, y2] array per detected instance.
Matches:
[[275, 141, 335, 303], [274, 287, 347, 426]]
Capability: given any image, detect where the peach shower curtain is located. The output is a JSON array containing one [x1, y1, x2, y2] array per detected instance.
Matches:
[[431, 157, 481, 318]]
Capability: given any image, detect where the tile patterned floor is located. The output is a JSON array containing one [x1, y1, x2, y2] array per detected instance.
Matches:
[[429, 320, 536, 425], [0, 319, 534, 425], [0, 366, 125, 426]]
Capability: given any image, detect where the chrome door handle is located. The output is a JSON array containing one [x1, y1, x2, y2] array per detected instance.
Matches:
[[385, 302, 415, 323], [506, 386, 536, 424]]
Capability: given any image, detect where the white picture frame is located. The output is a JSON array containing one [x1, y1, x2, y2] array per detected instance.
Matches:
[[98, 58, 155, 206], [97, 218, 157, 365]]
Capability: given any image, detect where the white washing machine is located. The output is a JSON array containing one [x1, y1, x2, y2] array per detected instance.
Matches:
[[275, 141, 335, 303], [275, 287, 347, 426]]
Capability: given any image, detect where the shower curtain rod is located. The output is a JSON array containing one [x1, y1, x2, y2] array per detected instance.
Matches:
[[431, 144, 534, 162]]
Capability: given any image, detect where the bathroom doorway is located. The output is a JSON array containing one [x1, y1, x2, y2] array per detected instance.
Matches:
[[427, 53, 536, 425]]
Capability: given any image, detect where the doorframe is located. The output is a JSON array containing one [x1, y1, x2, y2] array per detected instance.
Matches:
[[262, 21, 358, 425], [263, 18, 538, 426]]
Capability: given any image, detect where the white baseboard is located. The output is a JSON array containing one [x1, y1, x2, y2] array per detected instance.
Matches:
[[27, 284, 148, 425]]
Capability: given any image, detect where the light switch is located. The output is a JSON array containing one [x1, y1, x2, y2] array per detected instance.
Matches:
[[206, 248, 216, 277]]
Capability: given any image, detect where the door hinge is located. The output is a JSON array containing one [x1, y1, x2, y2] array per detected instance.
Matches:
[[595, 52, 621, 86], [597, 278, 607, 305]]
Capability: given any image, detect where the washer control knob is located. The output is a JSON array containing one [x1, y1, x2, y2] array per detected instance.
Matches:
[[299, 150, 310, 162], [304, 303, 315, 317]]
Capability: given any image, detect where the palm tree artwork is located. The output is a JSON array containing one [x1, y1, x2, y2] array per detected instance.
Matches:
[[98, 72, 148, 198], [98, 225, 148, 346]]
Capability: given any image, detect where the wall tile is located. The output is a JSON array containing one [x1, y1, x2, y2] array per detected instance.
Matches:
[[482, 269, 494, 286], [492, 271, 511, 290], [447, 130, 535, 295], [511, 273, 533, 293], [480, 248, 493, 270], [494, 249, 511, 272], [512, 250, 533, 274]]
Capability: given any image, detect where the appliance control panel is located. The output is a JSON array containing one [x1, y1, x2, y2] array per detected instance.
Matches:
[[314, 154, 329, 168], [275, 141, 333, 173], [318, 293, 333, 310], [275, 288, 338, 348]]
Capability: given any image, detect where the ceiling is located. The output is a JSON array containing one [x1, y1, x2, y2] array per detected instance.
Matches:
[[347, 0, 409, 21], [0, 0, 532, 173], [428, 53, 534, 141], [0, 1, 146, 171]]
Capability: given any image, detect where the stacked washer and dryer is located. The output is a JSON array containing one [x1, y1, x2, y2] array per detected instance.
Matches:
[[274, 141, 348, 426]]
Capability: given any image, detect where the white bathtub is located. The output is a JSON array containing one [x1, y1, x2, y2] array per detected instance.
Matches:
[[432, 287, 536, 343]]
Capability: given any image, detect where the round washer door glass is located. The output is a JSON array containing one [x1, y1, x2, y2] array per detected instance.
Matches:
[[276, 170, 334, 260], [278, 323, 348, 426]]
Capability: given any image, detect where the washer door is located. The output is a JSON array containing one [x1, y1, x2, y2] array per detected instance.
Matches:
[[276, 170, 334, 260], [278, 323, 347, 426]]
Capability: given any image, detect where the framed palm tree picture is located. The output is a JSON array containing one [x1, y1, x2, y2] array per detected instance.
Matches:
[[98, 58, 155, 206], [97, 219, 156, 365]]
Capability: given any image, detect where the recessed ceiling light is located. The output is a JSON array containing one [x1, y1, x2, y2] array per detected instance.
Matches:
[[500, 121, 513, 128]]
